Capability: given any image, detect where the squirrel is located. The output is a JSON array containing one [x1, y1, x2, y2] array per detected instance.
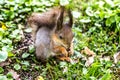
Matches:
[[27, 6, 74, 62]]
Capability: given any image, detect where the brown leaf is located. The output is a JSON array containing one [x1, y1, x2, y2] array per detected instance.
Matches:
[[85, 56, 95, 67], [82, 47, 96, 67], [114, 51, 120, 63], [99, 56, 110, 62], [63, 67, 68, 73], [83, 47, 95, 56], [8, 69, 21, 80], [0, 61, 10, 67]]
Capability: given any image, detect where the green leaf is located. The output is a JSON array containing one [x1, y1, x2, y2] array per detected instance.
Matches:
[[80, 19, 91, 23], [72, 11, 81, 18], [0, 67, 4, 73], [105, 0, 114, 7], [60, 0, 69, 6], [2, 46, 13, 52], [0, 76, 7, 80], [14, 64, 21, 70], [82, 68, 88, 75], [9, 29, 21, 39], [34, 65, 40, 70], [85, 7, 94, 16], [1, 38, 12, 44], [0, 28, 4, 33], [0, 51, 8, 62], [22, 53, 30, 58], [101, 71, 111, 80], [7, 72, 13, 78], [59, 62, 67, 68], [116, 23, 120, 30], [99, 11, 105, 19], [29, 45, 35, 53], [115, 15, 120, 23], [8, 52, 15, 57], [105, 16, 115, 26], [22, 65, 28, 71], [24, 28, 32, 33], [21, 61, 29, 66]]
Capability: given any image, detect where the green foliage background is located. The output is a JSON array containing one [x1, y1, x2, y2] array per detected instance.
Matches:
[[0, 0, 120, 79]]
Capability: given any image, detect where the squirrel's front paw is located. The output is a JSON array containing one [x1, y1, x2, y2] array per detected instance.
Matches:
[[57, 56, 71, 62]]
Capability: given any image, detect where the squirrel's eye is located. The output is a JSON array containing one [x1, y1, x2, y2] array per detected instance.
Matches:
[[59, 35, 63, 39]]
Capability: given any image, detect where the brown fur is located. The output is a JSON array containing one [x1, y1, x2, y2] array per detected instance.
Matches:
[[27, 7, 65, 41], [27, 7, 61, 28]]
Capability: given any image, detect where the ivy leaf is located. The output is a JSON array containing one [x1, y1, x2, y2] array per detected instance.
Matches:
[[80, 19, 91, 23], [105, 16, 115, 26], [0, 51, 8, 62], [29, 45, 35, 53], [0, 76, 7, 80], [8, 69, 21, 80], [59, 62, 67, 68], [14, 64, 21, 70], [82, 68, 88, 75], [24, 28, 32, 33], [60, 0, 69, 6], [2, 46, 13, 52], [72, 11, 81, 18], [85, 7, 94, 16], [105, 0, 114, 7], [22, 53, 30, 58], [21, 61, 29, 66], [1, 38, 12, 44]]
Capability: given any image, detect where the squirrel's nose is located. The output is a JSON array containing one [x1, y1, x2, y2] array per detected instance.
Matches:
[[67, 48, 70, 51]]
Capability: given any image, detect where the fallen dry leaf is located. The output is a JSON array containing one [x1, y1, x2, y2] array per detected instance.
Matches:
[[20, 29, 25, 39], [82, 47, 96, 67], [63, 66, 68, 73], [114, 51, 120, 63], [8, 69, 21, 80], [0, 61, 10, 67], [83, 47, 95, 56], [99, 56, 110, 62], [85, 56, 95, 67]]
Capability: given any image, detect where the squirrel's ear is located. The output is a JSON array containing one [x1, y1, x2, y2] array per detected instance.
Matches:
[[67, 9, 73, 28], [56, 6, 65, 31]]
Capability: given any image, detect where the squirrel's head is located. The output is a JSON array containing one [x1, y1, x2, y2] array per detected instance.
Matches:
[[52, 7, 74, 51]]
